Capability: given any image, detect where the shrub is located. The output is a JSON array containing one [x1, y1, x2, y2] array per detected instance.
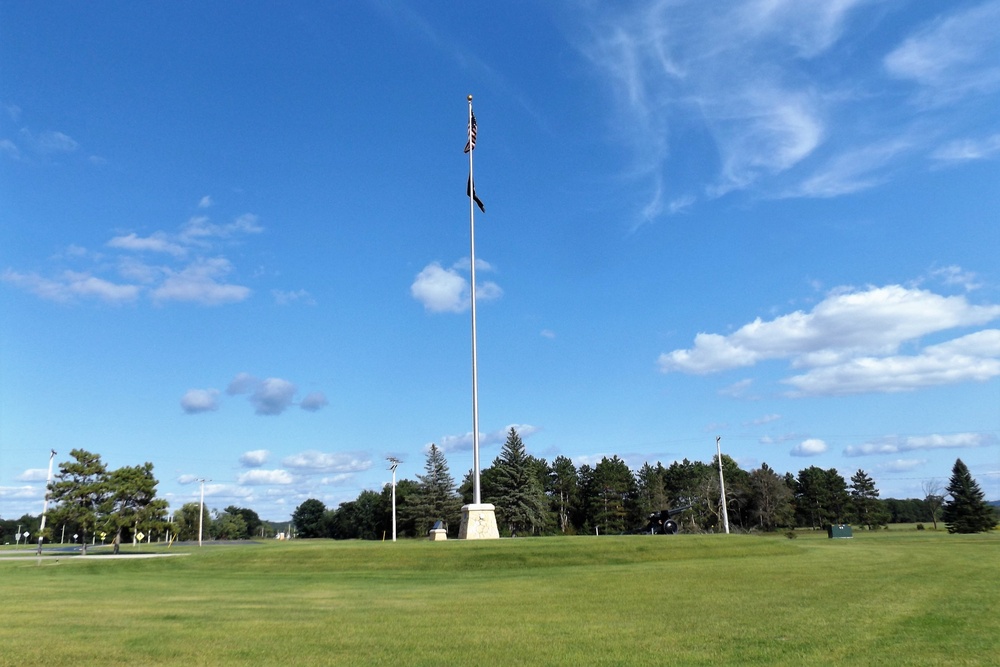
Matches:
[[916, 523, 925, 531]]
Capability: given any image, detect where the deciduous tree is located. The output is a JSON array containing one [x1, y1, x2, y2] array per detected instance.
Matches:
[[292, 498, 328, 538]]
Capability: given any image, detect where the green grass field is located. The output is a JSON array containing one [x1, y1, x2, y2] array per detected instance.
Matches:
[[1, 528, 997, 666]]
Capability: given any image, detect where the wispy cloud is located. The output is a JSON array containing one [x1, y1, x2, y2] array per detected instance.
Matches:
[[931, 133, 1000, 163], [844, 432, 995, 457], [436, 424, 541, 454], [883, 1, 1000, 105], [281, 451, 372, 474], [4, 206, 265, 307], [577, 1, 1000, 223], [237, 469, 294, 485]]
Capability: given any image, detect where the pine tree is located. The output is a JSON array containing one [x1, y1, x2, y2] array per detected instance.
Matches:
[[489, 428, 548, 536], [406, 444, 462, 536], [849, 469, 889, 529], [48, 449, 110, 555], [548, 456, 579, 534], [942, 459, 997, 534]]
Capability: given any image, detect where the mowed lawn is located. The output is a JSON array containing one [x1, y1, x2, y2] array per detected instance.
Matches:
[[1, 529, 997, 666]]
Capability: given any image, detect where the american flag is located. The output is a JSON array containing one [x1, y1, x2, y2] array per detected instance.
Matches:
[[464, 111, 477, 153]]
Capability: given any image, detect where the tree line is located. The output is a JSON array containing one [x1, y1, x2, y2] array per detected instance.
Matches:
[[2, 441, 994, 546], [0, 449, 274, 549], [290, 428, 998, 539]]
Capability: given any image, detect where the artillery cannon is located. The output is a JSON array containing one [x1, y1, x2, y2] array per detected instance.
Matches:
[[642, 505, 692, 535]]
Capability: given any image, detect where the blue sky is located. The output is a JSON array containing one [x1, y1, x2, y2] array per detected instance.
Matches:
[[2, 1, 998, 522]]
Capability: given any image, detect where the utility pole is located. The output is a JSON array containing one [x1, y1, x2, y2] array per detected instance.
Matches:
[[716, 436, 730, 534]]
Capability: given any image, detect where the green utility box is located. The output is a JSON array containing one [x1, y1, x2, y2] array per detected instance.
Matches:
[[828, 524, 853, 538]]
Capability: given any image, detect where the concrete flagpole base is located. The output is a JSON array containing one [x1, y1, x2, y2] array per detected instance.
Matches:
[[458, 503, 500, 540]]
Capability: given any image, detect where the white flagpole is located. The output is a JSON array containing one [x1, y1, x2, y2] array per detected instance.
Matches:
[[468, 94, 482, 506], [36, 449, 57, 556], [716, 436, 730, 534]]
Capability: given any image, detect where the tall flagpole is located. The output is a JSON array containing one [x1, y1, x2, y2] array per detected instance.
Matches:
[[36, 449, 57, 556], [468, 94, 482, 506], [458, 95, 498, 539], [716, 436, 730, 534]]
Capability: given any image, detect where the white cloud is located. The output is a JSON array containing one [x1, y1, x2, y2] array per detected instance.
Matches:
[[785, 329, 1000, 396], [107, 232, 186, 256], [5, 206, 265, 308], [876, 459, 927, 473], [931, 265, 982, 292], [180, 213, 263, 243], [282, 451, 372, 473], [410, 261, 502, 313], [844, 432, 995, 457], [659, 283, 1000, 396], [17, 469, 48, 482], [250, 378, 297, 416], [749, 414, 781, 426], [237, 469, 294, 485], [1, 269, 141, 304], [152, 257, 251, 306], [227, 372, 259, 395], [0, 485, 39, 500], [198, 195, 214, 208], [180, 388, 220, 414], [272, 289, 316, 306], [791, 438, 828, 456], [240, 450, 270, 467], [300, 392, 329, 412], [410, 262, 466, 313], [436, 424, 541, 454]]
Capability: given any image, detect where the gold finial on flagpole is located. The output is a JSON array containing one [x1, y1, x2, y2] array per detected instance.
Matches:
[[467, 94, 473, 101]]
